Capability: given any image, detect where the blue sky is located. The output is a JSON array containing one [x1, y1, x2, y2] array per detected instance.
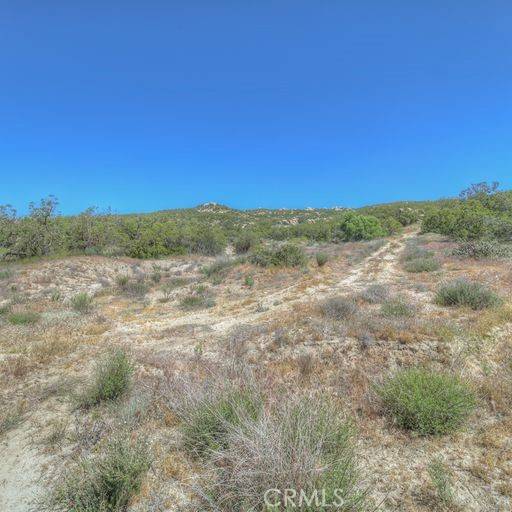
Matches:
[[1, 2, 511, 214]]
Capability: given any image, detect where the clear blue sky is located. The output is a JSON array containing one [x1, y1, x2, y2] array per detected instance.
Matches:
[[1, 2, 511, 214]]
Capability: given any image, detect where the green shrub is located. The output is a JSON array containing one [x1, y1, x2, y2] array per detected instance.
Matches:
[[248, 246, 274, 267], [452, 240, 512, 259], [435, 279, 500, 310], [403, 257, 441, 273], [46, 436, 150, 512], [250, 244, 307, 268], [377, 368, 476, 435], [335, 212, 386, 241], [381, 296, 415, 318], [71, 292, 94, 314], [244, 275, 254, 287], [8, 311, 40, 325], [315, 252, 329, 267], [273, 244, 307, 267], [234, 232, 259, 254], [75, 349, 133, 409]]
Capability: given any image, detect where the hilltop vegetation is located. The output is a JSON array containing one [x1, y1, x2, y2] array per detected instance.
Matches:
[[1, 182, 511, 262], [0, 198, 416, 261]]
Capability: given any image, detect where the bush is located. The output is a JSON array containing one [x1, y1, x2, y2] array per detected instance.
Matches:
[[8, 311, 40, 325], [119, 279, 149, 298], [435, 279, 500, 310], [234, 232, 259, 254], [320, 296, 358, 321], [315, 252, 329, 267], [403, 257, 441, 273], [381, 296, 415, 318], [377, 368, 476, 435], [204, 397, 367, 511], [250, 244, 307, 268], [46, 436, 150, 512], [335, 212, 386, 241], [71, 292, 94, 314], [272, 244, 307, 267], [452, 240, 512, 259], [359, 284, 389, 304], [244, 275, 254, 287], [76, 349, 133, 409]]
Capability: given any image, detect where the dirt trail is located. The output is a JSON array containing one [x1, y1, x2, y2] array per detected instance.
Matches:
[[115, 231, 416, 338]]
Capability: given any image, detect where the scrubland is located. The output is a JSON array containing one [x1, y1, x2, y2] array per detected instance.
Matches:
[[1, 186, 512, 511]]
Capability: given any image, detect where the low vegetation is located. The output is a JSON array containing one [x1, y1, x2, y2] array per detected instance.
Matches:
[[381, 296, 415, 318], [70, 292, 94, 314], [320, 296, 358, 321], [377, 368, 476, 435], [403, 256, 441, 273], [315, 251, 329, 266], [435, 278, 501, 310], [249, 243, 307, 267], [452, 240, 512, 259], [45, 436, 150, 512], [202, 397, 367, 511], [8, 311, 40, 325], [75, 349, 133, 409]]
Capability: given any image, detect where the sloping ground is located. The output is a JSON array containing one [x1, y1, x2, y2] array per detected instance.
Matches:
[[0, 231, 511, 511]]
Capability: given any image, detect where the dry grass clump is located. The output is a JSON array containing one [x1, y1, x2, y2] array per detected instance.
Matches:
[[359, 284, 389, 304], [377, 368, 476, 435], [116, 275, 149, 298], [435, 278, 501, 310], [0, 401, 26, 435], [161, 367, 262, 457], [202, 397, 367, 511], [201, 257, 239, 280], [44, 436, 150, 512], [320, 296, 358, 321], [75, 349, 133, 409], [428, 458, 455, 506]]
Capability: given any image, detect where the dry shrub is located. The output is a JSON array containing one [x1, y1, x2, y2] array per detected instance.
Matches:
[[320, 296, 358, 321], [359, 284, 389, 304], [201, 396, 368, 511], [159, 364, 263, 457]]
